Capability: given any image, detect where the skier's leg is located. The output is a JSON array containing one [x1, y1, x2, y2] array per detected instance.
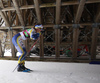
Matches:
[[12, 33, 30, 72], [16, 37, 27, 65]]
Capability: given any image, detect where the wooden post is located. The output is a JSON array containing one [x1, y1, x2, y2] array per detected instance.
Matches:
[[9, 29, 16, 58], [75, 0, 86, 23], [40, 35, 44, 58], [34, 0, 44, 58], [54, 25, 60, 58], [0, 40, 3, 57], [72, 0, 86, 59], [56, 0, 61, 24], [55, 0, 61, 58], [24, 40, 28, 52], [91, 27, 99, 60], [72, 27, 79, 59], [34, 0, 41, 23], [90, 4, 100, 60], [8, 0, 11, 23]]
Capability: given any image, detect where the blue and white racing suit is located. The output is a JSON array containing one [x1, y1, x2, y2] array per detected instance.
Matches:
[[12, 28, 41, 64]]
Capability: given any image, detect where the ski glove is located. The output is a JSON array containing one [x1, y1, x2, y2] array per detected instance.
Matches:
[[32, 33, 40, 40]]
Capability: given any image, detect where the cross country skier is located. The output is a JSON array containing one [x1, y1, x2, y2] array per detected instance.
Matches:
[[12, 24, 43, 72]]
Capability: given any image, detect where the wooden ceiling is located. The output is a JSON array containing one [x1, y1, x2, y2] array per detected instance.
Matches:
[[0, 0, 100, 30]]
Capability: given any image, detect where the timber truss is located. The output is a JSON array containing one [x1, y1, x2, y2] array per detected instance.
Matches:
[[0, 0, 100, 61]]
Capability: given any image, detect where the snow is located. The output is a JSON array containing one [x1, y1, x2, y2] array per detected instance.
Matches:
[[2, 49, 100, 83], [4, 49, 12, 56], [0, 60, 100, 83], [4, 49, 19, 57]]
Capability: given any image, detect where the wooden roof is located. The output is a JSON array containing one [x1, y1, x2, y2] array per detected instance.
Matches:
[[0, 0, 100, 30]]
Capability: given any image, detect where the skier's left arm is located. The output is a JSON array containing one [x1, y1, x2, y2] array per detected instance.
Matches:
[[30, 29, 42, 40]]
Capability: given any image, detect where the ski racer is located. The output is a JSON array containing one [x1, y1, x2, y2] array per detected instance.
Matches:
[[12, 24, 43, 72]]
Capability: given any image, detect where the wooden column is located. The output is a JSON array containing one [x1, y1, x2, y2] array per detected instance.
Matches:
[[72, 0, 86, 59], [40, 35, 44, 58], [55, 0, 61, 58], [91, 26, 99, 60], [0, 10, 16, 57], [75, 0, 86, 23], [72, 27, 79, 59], [54, 25, 60, 58], [0, 40, 3, 57], [91, 4, 100, 60], [9, 29, 16, 58], [34, 0, 41, 23], [8, 0, 11, 23], [34, 0, 44, 58], [24, 40, 28, 52], [7, 0, 15, 57], [56, 0, 61, 24]]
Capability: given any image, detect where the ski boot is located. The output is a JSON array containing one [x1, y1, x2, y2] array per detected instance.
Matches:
[[17, 64, 32, 72]]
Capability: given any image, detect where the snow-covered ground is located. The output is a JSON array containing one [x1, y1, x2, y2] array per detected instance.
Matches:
[[0, 60, 100, 83], [2, 49, 100, 83]]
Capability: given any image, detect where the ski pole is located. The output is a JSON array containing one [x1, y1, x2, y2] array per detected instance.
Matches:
[[12, 36, 41, 72], [26, 36, 41, 56]]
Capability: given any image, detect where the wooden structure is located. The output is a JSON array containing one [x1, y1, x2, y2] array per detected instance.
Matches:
[[0, 0, 100, 62]]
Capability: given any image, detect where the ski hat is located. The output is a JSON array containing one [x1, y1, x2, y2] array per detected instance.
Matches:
[[35, 24, 43, 29]]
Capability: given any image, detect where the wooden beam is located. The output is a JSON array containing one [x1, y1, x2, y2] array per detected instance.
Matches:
[[75, 0, 86, 23], [24, 40, 28, 52], [9, 30, 16, 58], [72, 0, 86, 59], [95, 13, 100, 22], [90, 5, 100, 60], [62, 0, 100, 6], [0, 22, 98, 30], [0, 0, 16, 58], [34, 0, 44, 58], [40, 35, 44, 58], [12, 0, 25, 26], [91, 28, 99, 60], [86, 0, 100, 4], [55, 0, 61, 58], [2, 5, 34, 11], [56, 0, 61, 24], [95, 5, 100, 22], [1, 0, 100, 12], [0, 0, 8, 18], [34, 0, 41, 24], [0, 0, 4, 8], [24, 10, 30, 25], [0, 40, 3, 57], [55, 27, 60, 58], [0, 11, 16, 58], [72, 28, 80, 59], [0, 11, 10, 27], [8, 0, 11, 24]]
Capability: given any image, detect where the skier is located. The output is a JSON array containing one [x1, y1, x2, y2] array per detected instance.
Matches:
[[12, 24, 43, 72]]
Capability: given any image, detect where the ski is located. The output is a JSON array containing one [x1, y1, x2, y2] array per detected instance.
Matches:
[[22, 70, 33, 73], [18, 69, 33, 73]]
